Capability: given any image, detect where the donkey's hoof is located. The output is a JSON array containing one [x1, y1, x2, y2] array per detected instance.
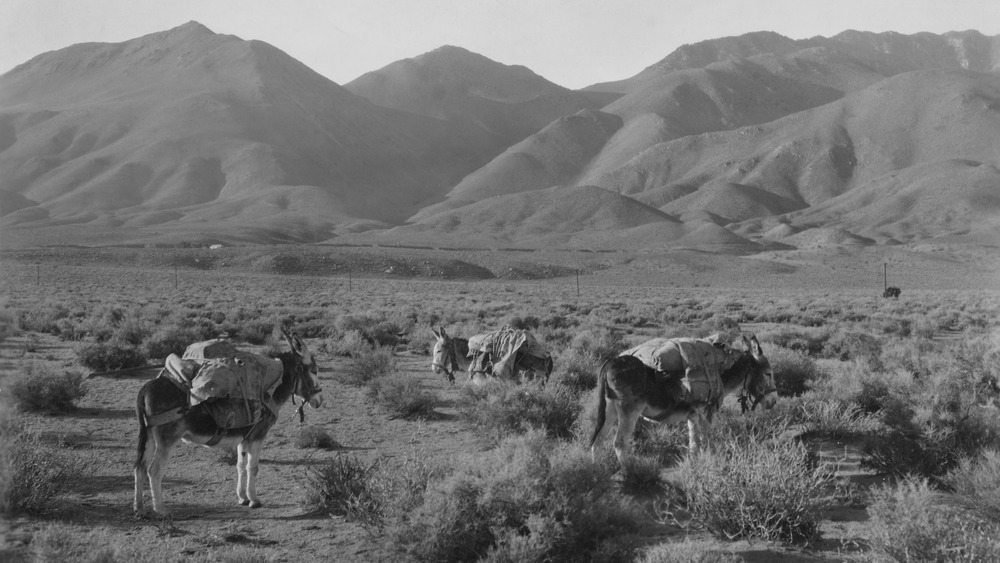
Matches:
[[238, 499, 250, 506], [249, 501, 263, 509]]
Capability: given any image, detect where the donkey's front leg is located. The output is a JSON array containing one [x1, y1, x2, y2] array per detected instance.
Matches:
[[687, 409, 709, 454], [236, 441, 251, 506], [243, 440, 264, 508]]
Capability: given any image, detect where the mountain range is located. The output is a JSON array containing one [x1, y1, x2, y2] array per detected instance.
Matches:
[[1, 22, 999, 251]]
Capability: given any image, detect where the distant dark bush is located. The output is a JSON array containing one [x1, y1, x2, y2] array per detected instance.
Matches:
[[7, 364, 87, 414], [823, 331, 883, 369], [295, 426, 340, 449], [141, 325, 212, 360], [767, 346, 819, 397], [76, 339, 147, 372]]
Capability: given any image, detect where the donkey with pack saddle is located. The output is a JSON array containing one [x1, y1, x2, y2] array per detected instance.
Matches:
[[432, 325, 553, 385], [133, 328, 323, 517], [589, 334, 777, 463]]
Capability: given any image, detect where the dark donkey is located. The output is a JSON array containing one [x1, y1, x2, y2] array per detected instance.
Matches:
[[589, 334, 777, 463], [133, 328, 323, 517]]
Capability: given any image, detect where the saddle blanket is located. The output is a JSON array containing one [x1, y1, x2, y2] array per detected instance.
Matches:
[[622, 337, 740, 404]]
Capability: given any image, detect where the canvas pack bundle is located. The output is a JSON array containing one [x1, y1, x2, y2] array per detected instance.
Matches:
[[467, 326, 549, 379], [622, 338, 740, 404], [181, 339, 283, 415]]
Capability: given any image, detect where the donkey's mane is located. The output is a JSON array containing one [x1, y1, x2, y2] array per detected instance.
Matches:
[[266, 350, 300, 405]]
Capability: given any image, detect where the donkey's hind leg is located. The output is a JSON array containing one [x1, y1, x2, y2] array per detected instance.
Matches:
[[146, 429, 175, 516], [613, 405, 641, 464]]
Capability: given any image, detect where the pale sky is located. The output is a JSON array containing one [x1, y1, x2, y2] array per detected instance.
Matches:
[[2, 0, 1000, 89]]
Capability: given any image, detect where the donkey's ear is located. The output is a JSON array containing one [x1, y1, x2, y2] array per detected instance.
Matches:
[[740, 334, 751, 351], [431, 326, 441, 338], [440, 327, 448, 339], [281, 327, 297, 351], [749, 335, 763, 356]]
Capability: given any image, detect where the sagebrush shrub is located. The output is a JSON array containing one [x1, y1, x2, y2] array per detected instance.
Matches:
[[141, 325, 214, 360], [8, 363, 87, 414], [943, 449, 1000, 520], [76, 338, 147, 372], [822, 331, 883, 369], [295, 426, 339, 449], [619, 454, 663, 495], [860, 410, 1000, 485], [459, 381, 580, 441], [392, 431, 640, 563], [338, 345, 396, 386], [637, 539, 743, 563], [303, 455, 383, 524], [0, 421, 83, 514], [867, 477, 1000, 562], [767, 345, 819, 397], [673, 437, 833, 543], [366, 374, 440, 419], [551, 347, 601, 394]]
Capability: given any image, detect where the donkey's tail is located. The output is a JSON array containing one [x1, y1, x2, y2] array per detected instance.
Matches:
[[588, 360, 609, 450], [134, 389, 149, 472]]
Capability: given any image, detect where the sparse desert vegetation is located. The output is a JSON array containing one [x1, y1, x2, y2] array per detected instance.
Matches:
[[1, 247, 999, 561]]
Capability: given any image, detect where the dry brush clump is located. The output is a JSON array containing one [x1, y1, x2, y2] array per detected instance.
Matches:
[[294, 425, 340, 449], [636, 539, 744, 563], [459, 381, 581, 442], [366, 373, 441, 420], [390, 431, 641, 563], [303, 453, 438, 530], [943, 449, 1000, 521], [7, 362, 87, 414], [0, 413, 85, 515], [867, 477, 1000, 562], [671, 432, 835, 544]]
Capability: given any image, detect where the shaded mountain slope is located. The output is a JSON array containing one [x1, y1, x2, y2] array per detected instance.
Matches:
[[0, 22, 494, 240], [409, 109, 622, 221]]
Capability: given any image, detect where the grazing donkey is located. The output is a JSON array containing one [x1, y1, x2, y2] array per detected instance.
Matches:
[[133, 328, 323, 517], [589, 334, 777, 463], [430, 326, 472, 384]]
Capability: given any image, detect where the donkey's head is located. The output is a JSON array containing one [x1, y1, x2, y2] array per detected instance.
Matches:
[[737, 334, 777, 412], [281, 328, 323, 409], [430, 326, 453, 375]]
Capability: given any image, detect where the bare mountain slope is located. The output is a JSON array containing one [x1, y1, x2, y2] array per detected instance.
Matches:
[[408, 109, 623, 222], [592, 68, 1000, 239], [0, 22, 494, 242], [586, 29, 1000, 93], [345, 45, 609, 146], [746, 159, 1000, 244]]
